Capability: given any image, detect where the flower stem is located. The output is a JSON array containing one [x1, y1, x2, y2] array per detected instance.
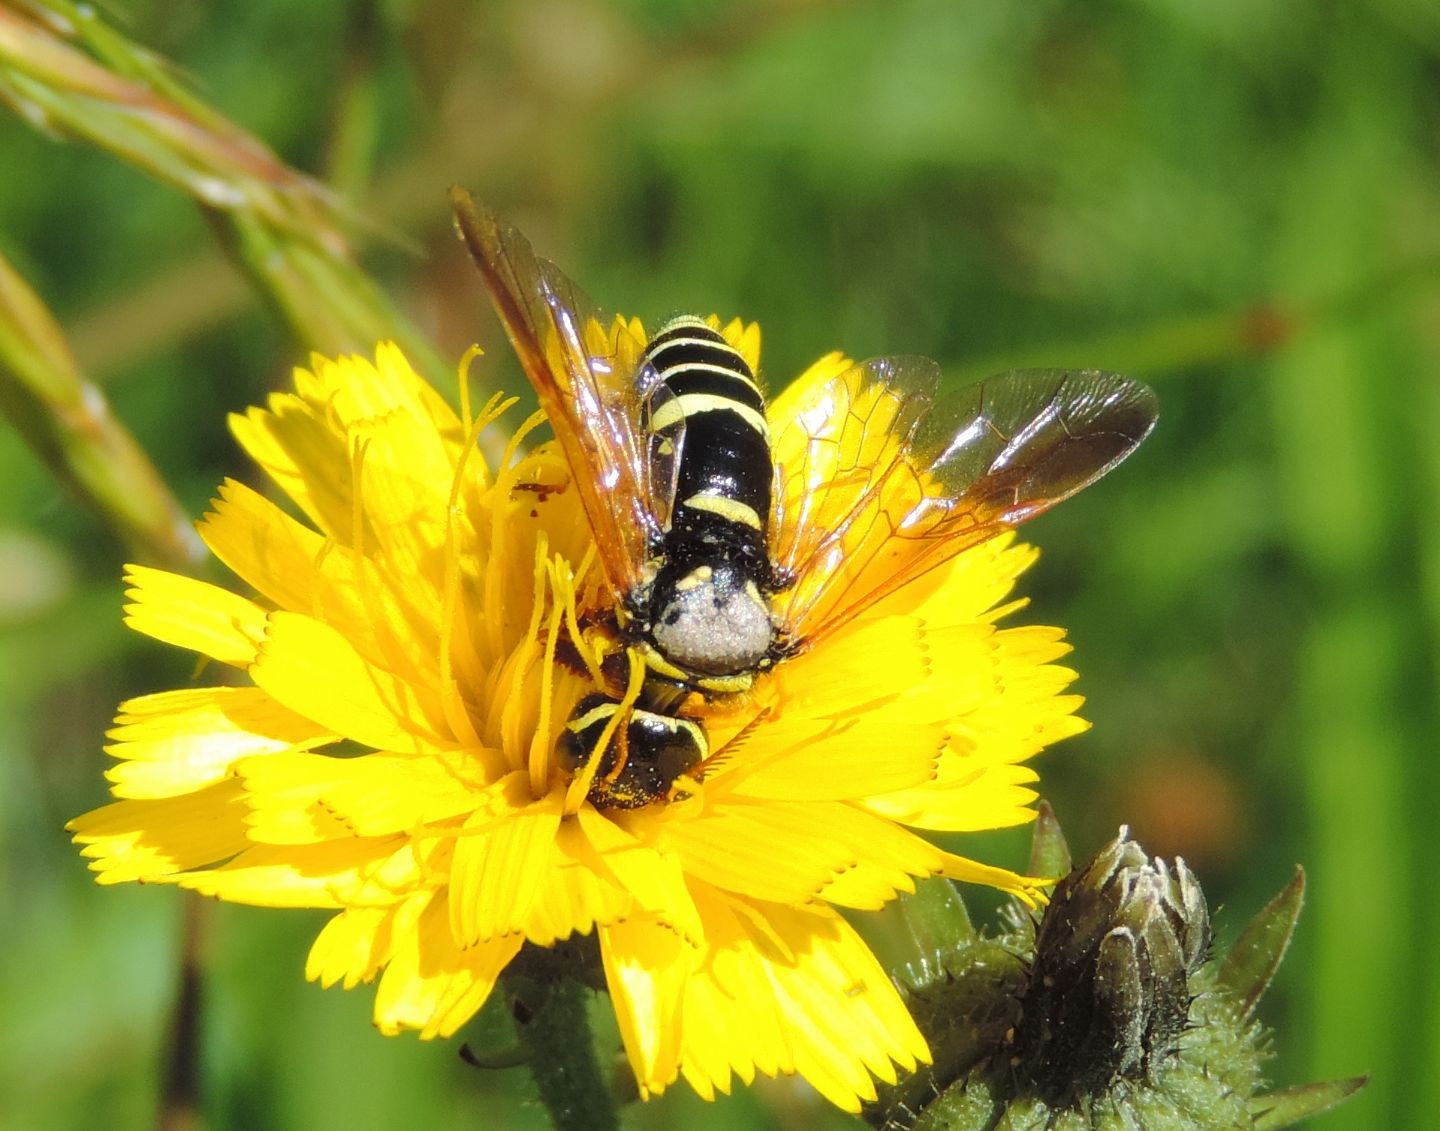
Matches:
[[0, 248, 203, 569], [507, 974, 618, 1131], [158, 895, 205, 1131], [0, 2, 445, 377]]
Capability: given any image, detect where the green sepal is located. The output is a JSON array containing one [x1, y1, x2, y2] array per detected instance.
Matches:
[[1025, 801, 1072, 880], [1215, 867, 1305, 1017], [1250, 1077, 1370, 1130], [899, 875, 976, 957]]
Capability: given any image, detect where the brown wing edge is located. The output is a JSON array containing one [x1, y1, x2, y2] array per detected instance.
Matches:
[[920, 368, 1159, 523], [451, 187, 658, 600]]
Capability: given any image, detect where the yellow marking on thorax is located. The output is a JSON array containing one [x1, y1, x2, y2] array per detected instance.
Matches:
[[673, 564, 714, 592]]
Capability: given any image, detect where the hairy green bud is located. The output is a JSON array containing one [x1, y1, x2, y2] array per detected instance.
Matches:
[[867, 818, 1365, 1131]]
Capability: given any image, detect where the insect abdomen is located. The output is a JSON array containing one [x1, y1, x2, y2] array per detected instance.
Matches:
[[644, 317, 770, 555]]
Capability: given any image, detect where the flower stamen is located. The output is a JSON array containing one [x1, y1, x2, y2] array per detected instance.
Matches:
[[489, 535, 551, 767], [559, 544, 607, 689], [503, 408, 548, 471], [348, 436, 408, 675], [438, 400, 511, 749], [527, 555, 570, 797], [480, 408, 549, 665], [455, 344, 484, 431]]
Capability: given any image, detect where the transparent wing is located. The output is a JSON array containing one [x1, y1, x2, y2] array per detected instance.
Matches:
[[770, 363, 1158, 648], [769, 355, 940, 629], [641, 367, 686, 534], [453, 188, 675, 597]]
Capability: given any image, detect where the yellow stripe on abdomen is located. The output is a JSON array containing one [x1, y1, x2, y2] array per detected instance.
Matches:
[[650, 393, 769, 437], [681, 493, 764, 530]]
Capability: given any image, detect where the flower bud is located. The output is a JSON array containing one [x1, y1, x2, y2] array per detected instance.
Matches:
[[1010, 827, 1209, 1103], [865, 822, 1365, 1131]]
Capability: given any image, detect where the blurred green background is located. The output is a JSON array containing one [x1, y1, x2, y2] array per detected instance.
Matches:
[[1, 0, 1434, 1126]]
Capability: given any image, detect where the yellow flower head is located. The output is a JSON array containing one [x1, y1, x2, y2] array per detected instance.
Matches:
[[71, 332, 1102, 1110]]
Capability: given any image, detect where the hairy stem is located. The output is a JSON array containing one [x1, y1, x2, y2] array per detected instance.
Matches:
[[507, 974, 617, 1131]]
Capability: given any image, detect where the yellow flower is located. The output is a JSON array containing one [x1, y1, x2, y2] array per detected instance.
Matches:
[[70, 334, 1086, 1111]]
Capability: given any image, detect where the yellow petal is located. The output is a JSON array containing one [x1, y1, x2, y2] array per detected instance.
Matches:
[[202, 478, 456, 697], [520, 818, 635, 946], [229, 391, 355, 542], [599, 916, 699, 1097], [123, 566, 267, 667], [898, 536, 1039, 626], [449, 772, 563, 945], [367, 342, 467, 442], [766, 350, 854, 434], [852, 695, 1083, 832], [309, 345, 463, 494], [673, 885, 787, 1098], [306, 905, 400, 989], [69, 779, 250, 883], [937, 849, 1049, 906], [769, 613, 939, 717], [104, 686, 335, 799], [342, 429, 451, 603], [249, 611, 449, 753], [859, 762, 1042, 832], [172, 836, 409, 908], [578, 805, 702, 943], [781, 616, 1065, 727], [677, 888, 928, 1112], [717, 713, 942, 802], [751, 902, 928, 1109], [658, 799, 938, 909], [237, 751, 490, 844], [373, 889, 522, 1038], [240, 348, 467, 598], [835, 619, 1085, 829], [199, 479, 331, 617], [712, 315, 762, 375]]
